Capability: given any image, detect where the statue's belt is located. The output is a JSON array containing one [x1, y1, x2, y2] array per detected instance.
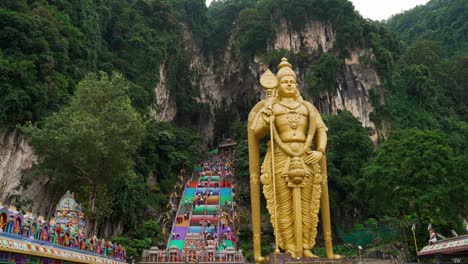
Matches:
[[267, 141, 310, 154]]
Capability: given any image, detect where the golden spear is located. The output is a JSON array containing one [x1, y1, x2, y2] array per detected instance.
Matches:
[[260, 69, 281, 255]]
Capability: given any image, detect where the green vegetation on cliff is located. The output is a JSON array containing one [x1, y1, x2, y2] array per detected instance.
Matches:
[[364, 129, 466, 230], [324, 111, 374, 223], [386, 0, 467, 56], [384, 0, 468, 118], [0, 0, 206, 127]]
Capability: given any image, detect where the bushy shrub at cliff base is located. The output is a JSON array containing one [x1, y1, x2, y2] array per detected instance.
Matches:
[[112, 220, 164, 262], [363, 129, 466, 227], [136, 121, 202, 212]]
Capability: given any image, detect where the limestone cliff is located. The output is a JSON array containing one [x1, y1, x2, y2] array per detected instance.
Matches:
[[150, 62, 177, 122], [269, 20, 381, 141], [0, 129, 54, 217], [152, 19, 382, 143]]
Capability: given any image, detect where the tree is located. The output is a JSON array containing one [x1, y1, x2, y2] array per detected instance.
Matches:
[[363, 129, 466, 230], [440, 54, 468, 118], [113, 220, 164, 261], [24, 72, 145, 236], [324, 111, 374, 227], [0, 9, 71, 127], [237, 8, 271, 56], [135, 121, 202, 211], [400, 64, 437, 106], [306, 54, 341, 97], [399, 40, 442, 68], [362, 129, 466, 260]]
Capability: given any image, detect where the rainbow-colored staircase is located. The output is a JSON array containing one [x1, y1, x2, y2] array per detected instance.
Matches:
[[142, 154, 243, 263]]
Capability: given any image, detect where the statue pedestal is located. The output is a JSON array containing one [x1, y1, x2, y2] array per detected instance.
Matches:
[[266, 252, 347, 264]]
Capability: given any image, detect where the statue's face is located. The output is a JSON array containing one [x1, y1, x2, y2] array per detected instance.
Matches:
[[278, 76, 297, 97]]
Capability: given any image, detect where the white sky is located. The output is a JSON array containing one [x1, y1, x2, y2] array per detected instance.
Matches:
[[348, 0, 429, 20], [205, 0, 430, 21]]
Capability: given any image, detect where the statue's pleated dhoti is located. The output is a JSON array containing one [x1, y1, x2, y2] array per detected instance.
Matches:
[[260, 142, 322, 252]]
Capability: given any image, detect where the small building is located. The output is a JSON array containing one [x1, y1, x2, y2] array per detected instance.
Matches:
[[418, 235, 468, 263], [218, 138, 237, 150]]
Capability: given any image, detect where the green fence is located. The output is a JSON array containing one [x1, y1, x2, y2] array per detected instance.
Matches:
[[337, 223, 401, 246]]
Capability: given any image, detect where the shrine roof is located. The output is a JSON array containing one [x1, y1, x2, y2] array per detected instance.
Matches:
[[418, 235, 468, 256], [55, 191, 82, 213]]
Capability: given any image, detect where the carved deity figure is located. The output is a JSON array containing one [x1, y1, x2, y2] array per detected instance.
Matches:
[[13, 219, 20, 235], [0, 216, 5, 232], [248, 58, 341, 262], [40, 228, 48, 241]]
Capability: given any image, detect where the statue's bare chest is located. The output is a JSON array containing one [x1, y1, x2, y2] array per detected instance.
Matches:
[[273, 102, 308, 141]]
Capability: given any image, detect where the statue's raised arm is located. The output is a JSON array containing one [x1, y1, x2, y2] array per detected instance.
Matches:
[[247, 58, 342, 262]]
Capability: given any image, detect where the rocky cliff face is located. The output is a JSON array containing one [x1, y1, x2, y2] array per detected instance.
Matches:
[[152, 19, 381, 143], [150, 62, 177, 122], [269, 20, 381, 141], [0, 129, 123, 236], [272, 19, 335, 53], [319, 50, 382, 142], [0, 129, 54, 217]]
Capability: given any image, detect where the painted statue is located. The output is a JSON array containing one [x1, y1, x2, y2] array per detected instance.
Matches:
[[248, 58, 341, 261], [63, 231, 70, 246], [22, 212, 35, 237], [30, 223, 36, 238], [0, 215, 5, 232], [49, 218, 57, 243], [40, 227, 48, 241], [13, 219, 21, 235]]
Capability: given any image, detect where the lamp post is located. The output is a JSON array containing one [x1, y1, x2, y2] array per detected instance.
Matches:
[[412, 223, 420, 264], [358, 245, 362, 264]]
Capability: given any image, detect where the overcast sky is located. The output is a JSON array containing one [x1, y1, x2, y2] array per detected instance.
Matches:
[[205, 0, 430, 21], [348, 0, 429, 20]]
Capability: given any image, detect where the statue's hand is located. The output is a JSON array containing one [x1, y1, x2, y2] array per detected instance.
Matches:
[[261, 107, 273, 123], [304, 151, 323, 164]]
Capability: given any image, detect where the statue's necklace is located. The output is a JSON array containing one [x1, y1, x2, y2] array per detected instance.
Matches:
[[278, 101, 301, 110], [286, 111, 301, 130], [278, 101, 301, 131]]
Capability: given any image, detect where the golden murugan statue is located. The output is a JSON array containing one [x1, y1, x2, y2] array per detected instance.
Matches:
[[248, 58, 341, 262]]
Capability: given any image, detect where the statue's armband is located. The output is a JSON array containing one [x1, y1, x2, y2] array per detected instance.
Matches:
[[316, 115, 328, 132]]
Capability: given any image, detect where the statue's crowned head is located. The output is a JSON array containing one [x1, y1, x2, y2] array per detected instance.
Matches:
[[276, 57, 296, 82], [275, 58, 302, 100]]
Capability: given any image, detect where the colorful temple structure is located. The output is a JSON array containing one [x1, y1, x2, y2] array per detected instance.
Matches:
[[141, 150, 244, 263], [418, 234, 468, 263], [0, 191, 126, 263]]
